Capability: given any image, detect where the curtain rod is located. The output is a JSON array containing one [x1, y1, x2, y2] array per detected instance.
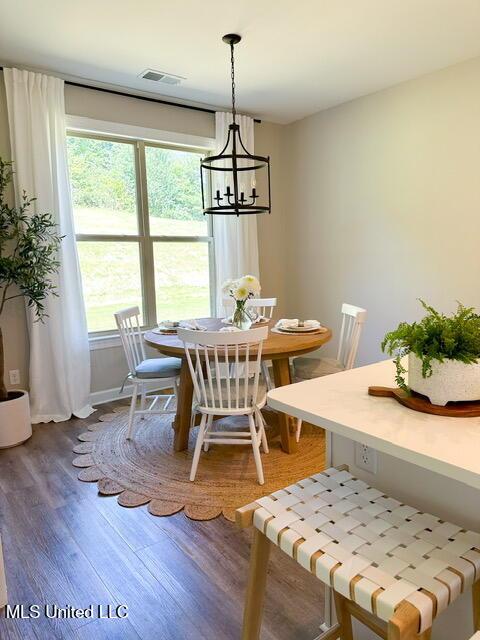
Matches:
[[0, 66, 262, 123]]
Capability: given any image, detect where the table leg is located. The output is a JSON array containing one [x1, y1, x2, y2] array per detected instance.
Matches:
[[173, 357, 194, 452], [272, 358, 298, 453]]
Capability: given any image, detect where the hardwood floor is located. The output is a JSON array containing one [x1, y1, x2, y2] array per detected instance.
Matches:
[[0, 402, 325, 640]]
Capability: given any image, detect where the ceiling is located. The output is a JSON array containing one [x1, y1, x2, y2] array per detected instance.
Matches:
[[1, 0, 480, 124]]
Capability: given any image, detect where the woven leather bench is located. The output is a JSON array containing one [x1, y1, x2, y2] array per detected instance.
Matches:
[[236, 466, 480, 640]]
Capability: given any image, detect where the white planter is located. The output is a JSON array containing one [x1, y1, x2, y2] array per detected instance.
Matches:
[[0, 390, 32, 448], [408, 353, 480, 406]]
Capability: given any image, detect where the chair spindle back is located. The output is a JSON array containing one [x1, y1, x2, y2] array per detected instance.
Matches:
[[178, 326, 268, 411], [223, 297, 277, 320], [114, 306, 147, 376], [336, 303, 367, 370]]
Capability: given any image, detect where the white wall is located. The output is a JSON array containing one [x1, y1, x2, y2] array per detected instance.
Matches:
[[0, 72, 29, 391], [280, 57, 480, 639], [282, 56, 480, 365]]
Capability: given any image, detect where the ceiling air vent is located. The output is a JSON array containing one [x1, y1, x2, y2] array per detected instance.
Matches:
[[139, 69, 184, 85]]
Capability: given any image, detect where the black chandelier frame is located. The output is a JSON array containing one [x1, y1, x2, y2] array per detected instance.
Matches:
[[200, 34, 271, 216]]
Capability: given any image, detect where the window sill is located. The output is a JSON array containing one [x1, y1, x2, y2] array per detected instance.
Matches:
[[88, 329, 154, 351], [89, 334, 123, 350]]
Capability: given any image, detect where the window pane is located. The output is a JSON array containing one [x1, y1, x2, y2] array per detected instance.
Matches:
[[145, 145, 207, 237], [77, 242, 143, 332], [154, 242, 211, 321], [67, 136, 138, 235]]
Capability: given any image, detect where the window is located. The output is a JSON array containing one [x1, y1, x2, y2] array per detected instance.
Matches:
[[67, 133, 214, 335]]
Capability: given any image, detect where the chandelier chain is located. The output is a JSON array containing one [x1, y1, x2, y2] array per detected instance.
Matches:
[[230, 42, 236, 123]]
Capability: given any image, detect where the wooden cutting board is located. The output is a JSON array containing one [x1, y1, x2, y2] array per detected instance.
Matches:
[[368, 386, 480, 417]]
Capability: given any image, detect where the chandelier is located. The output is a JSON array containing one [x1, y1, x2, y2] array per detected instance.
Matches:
[[200, 34, 271, 216]]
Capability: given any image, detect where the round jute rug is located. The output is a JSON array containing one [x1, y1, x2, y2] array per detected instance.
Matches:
[[73, 408, 325, 521]]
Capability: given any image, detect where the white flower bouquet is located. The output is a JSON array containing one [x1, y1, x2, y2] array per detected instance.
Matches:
[[222, 275, 261, 329]]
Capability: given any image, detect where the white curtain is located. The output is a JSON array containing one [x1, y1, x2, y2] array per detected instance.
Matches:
[[4, 68, 93, 423], [212, 112, 260, 315]]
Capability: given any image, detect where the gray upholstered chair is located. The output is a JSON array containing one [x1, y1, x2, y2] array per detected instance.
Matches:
[[115, 306, 182, 440]]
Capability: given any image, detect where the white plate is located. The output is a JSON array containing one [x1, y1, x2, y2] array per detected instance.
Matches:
[[152, 326, 178, 334], [275, 324, 322, 333]]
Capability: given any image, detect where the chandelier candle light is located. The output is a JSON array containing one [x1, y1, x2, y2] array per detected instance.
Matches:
[[200, 34, 271, 216], [223, 275, 261, 330]]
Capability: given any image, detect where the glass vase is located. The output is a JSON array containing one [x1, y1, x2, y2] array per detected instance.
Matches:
[[232, 301, 252, 330]]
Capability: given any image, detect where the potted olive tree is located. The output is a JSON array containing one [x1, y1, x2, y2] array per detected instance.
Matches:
[[382, 300, 480, 406], [0, 158, 62, 447]]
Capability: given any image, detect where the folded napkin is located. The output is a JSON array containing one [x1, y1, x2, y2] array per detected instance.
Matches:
[[181, 319, 207, 331], [275, 318, 321, 330], [219, 326, 241, 332]]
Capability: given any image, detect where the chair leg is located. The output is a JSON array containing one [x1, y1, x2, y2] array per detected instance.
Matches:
[[296, 418, 302, 442], [191, 406, 197, 428], [473, 579, 480, 631], [241, 529, 271, 640], [126, 383, 138, 440], [255, 407, 269, 454], [204, 414, 213, 452], [173, 377, 180, 410], [190, 414, 207, 482], [140, 384, 146, 419], [333, 592, 353, 640], [261, 361, 274, 391], [249, 414, 264, 485]]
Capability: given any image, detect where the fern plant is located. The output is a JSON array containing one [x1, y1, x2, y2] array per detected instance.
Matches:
[[381, 300, 480, 391], [0, 157, 62, 401]]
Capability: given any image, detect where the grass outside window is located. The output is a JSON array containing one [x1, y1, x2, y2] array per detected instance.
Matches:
[[67, 134, 214, 335]]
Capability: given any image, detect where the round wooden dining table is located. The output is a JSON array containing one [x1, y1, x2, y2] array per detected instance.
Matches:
[[144, 318, 332, 454]]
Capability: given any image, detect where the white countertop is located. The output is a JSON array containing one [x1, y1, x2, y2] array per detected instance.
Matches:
[[267, 359, 480, 489]]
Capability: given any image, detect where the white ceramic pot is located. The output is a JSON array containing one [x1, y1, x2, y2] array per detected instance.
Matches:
[[408, 353, 480, 406], [0, 390, 32, 448]]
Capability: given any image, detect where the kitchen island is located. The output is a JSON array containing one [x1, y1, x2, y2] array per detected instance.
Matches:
[[268, 359, 480, 639]]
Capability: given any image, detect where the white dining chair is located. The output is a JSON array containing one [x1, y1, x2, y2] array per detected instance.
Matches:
[[178, 326, 269, 485], [115, 306, 182, 440], [222, 297, 277, 390], [294, 303, 367, 441], [222, 297, 277, 320]]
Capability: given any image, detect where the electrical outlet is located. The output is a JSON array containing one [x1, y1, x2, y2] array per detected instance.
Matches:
[[355, 442, 377, 474], [9, 369, 20, 385]]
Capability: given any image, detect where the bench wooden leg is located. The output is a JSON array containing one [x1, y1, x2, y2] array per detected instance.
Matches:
[[241, 529, 271, 640], [333, 592, 352, 640], [388, 602, 424, 640], [473, 579, 480, 631]]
